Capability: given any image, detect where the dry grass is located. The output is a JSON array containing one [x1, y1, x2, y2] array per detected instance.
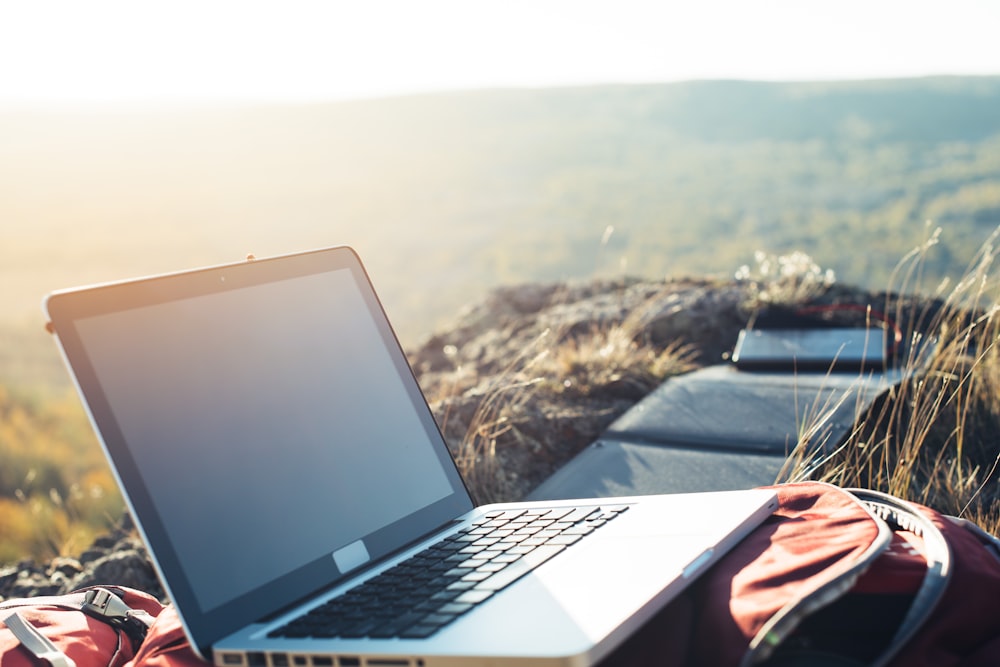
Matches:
[[735, 249, 838, 311], [449, 332, 551, 504], [541, 323, 699, 399], [445, 314, 699, 505], [784, 227, 1000, 533]]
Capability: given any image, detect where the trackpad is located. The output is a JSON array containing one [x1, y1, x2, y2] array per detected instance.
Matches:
[[530, 535, 709, 636]]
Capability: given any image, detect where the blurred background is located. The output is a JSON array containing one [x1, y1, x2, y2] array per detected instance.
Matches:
[[2, 0, 999, 561]]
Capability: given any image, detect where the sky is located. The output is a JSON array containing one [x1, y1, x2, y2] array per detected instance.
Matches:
[[2, 0, 999, 108]]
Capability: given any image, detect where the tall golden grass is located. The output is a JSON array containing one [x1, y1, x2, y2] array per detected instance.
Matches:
[[780, 227, 1000, 532]]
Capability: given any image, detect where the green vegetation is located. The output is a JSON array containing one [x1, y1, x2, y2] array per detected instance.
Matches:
[[3, 77, 1000, 561], [3, 77, 1000, 355], [0, 386, 122, 564]]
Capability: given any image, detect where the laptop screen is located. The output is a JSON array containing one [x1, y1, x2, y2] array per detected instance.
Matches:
[[45, 247, 473, 651]]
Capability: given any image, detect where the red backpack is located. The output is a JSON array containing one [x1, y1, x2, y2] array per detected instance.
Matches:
[[614, 482, 1000, 666], [0, 586, 206, 667], [4, 483, 1000, 667]]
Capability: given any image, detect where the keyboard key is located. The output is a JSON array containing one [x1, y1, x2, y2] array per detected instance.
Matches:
[[475, 561, 509, 573], [506, 545, 537, 556], [562, 507, 601, 523], [400, 624, 440, 639], [420, 613, 457, 627], [454, 589, 494, 605], [535, 529, 562, 539], [459, 545, 487, 555], [492, 553, 522, 563], [369, 608, 430, 638], [472, 537, 500, 547], [429, 589, 463, 602], [446, 580, 477, 591], [436, 602, 474, 615]]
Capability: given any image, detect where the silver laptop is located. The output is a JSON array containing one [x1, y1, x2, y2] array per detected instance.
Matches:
[[44, 246, 777, 667]]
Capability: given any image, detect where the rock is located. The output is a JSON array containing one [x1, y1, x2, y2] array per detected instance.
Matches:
[[0, 566, 17, 592], [78, 548, 107, 565], [48, 556, 84, 577], [69, 547, 164, 600], [90, 534, 119, 550]]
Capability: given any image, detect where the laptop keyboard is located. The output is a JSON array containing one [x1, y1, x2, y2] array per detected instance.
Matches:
[[268, 503, 628, 641]]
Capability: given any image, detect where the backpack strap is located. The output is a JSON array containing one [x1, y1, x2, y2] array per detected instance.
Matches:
[[0, 587, 155, 645], [847, 489, 952, 667], [1, 587, 156, 667], [2, 610, 78, 667], [741, 486, 894, 666]]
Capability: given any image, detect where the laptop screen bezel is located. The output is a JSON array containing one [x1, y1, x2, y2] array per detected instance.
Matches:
[[44, 246, 475, 657]]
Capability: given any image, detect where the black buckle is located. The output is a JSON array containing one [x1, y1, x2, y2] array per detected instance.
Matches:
[[81, 588, 155, 644]]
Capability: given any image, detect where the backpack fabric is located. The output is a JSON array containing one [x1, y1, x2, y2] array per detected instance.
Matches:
[[4, 483, 1000, 667], [690, 482, 899, 666], [0, 586, 207, 667], [755, 485, 1000, 667], [125, 607, 207, 667], [608, 482, 1000, 667], [876, 510, 1000, 666]]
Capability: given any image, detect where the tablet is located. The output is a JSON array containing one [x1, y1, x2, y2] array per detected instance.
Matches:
[[732, 327, 887, 371]]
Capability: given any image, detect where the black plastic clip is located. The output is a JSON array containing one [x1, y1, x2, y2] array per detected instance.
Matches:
[[81, 588, 155, 644]]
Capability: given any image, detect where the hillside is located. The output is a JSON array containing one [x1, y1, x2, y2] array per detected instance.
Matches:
[[3, 77, 1000, 396], [3, 76, 1000, 576]]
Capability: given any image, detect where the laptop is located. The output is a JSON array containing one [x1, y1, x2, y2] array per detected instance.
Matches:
[[44, 246, 777, 667]]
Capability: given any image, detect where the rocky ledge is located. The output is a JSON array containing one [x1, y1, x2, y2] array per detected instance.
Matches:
[[1, 513, 166, 601], [1, 273, 904, 602]]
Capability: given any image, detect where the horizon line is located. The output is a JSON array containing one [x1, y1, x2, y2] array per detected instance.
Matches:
[[2, 73, 999, 113]]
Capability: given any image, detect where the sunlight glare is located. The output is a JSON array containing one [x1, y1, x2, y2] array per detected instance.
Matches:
[[0, 0, 998, 106]]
